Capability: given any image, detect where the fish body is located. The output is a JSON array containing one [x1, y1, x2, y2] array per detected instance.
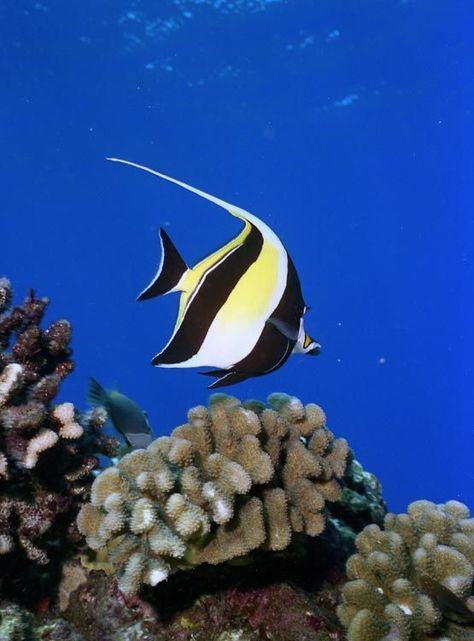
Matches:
[[108, 158, 320, 387], [419, 575, 474, 626], [88, 377, 153, 449]]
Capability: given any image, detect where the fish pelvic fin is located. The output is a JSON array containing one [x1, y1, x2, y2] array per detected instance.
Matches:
[[202, 369, 248, 389], [87, 377, 108, 407], [137, 228, 188, 301]]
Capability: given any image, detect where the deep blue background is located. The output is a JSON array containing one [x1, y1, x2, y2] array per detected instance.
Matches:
[[2, 0, 473, 512]]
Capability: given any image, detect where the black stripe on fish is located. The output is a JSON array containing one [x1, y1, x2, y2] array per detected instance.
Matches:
[[269, 254, 305, 335], [152, 223, 264, 365], [137, 228, 188, 300], [202, 324, 293, 387], [200, 253, 304, 387], [231, 253, 304, 375], [234, 321, 293, 375]]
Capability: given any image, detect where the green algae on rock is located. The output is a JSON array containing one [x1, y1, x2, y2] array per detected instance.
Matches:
[[328, 451, 387, 555], [332, 452, 386, 530], [0, 600, 85, 641], [338, 499, 474, 641], [77, 392, 349, 594]]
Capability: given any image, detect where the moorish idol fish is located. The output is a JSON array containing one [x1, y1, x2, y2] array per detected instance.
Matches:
[[87, 377, 153, 449], [108, 158, 320, 388]]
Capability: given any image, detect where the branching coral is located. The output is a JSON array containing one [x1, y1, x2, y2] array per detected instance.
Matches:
[[338, 499, 474, 641], [0, 278, 118, 604], [77, 392, 349, 594]]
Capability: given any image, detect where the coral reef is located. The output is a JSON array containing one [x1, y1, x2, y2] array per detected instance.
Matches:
[[61, 565, 346, 641], [0, 278, 118, 606], [0, 600, 85, 641], [1, 558, 347, 641], [328, 451, 387, 554], [338, 499, 474, 641], [58, 561, 88, 612], [78, 392, 349, 594], [55, 518, 352, 641], [331, 452, 386, 531]]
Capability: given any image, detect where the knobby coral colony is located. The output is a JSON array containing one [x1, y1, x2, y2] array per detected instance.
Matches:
[[77, 393, 349, 594], [0, 278, 118, 603], [338, 500, 474, 641]]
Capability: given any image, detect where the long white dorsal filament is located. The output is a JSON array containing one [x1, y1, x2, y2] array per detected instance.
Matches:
[[106, 157, 246, 215]]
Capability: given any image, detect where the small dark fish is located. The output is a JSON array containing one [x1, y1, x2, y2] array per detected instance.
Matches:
[[419, 574, 474, 625], [88, 378, 153, 449]]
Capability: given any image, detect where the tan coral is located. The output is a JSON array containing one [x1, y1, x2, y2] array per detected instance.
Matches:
[[58, 561, 88, 612], [189, 497, 266, 566], [338, 500, 474, 641], [263, 488, 292, 551], [78, 393, 348, 594]]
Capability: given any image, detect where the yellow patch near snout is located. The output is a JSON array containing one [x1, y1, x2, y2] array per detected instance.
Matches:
[[303, 333, 313, 349]]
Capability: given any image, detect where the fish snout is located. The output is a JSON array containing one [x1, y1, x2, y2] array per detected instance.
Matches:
[[301, 331, 320, 356]]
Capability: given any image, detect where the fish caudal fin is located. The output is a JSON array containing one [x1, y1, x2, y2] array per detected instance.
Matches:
[[137, 228, 188, 301], [87, 377, 108, 407]]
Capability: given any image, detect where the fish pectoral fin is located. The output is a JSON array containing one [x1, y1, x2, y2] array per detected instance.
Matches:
[[266, 316, 299, 341], [207, 370, 248, 389], [137, 228, 188, 301]]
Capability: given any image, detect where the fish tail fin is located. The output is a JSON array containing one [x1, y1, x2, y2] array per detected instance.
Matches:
[[88, 377, 108, 407], [137, 228, 188, 301]]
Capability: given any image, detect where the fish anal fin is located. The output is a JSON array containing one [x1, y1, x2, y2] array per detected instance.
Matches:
[[137, 228, 188, 301], [267, 316, 299, 342]]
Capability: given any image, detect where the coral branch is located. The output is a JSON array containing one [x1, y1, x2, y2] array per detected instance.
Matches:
[[0, 279, 118, 605], [78, 392, 349, 594], [338, 500, 474, 641]]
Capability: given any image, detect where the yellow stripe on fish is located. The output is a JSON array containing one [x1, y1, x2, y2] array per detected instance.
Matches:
[[175, 218, 252, 331]]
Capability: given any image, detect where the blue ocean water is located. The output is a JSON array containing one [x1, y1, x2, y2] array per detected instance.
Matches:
[[2, 0, 472, 513]]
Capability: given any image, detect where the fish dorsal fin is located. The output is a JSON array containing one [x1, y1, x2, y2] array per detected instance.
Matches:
[[107, 157, 255, 224], [138, 228, 188, 300], [87, 377, 108, 407]]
